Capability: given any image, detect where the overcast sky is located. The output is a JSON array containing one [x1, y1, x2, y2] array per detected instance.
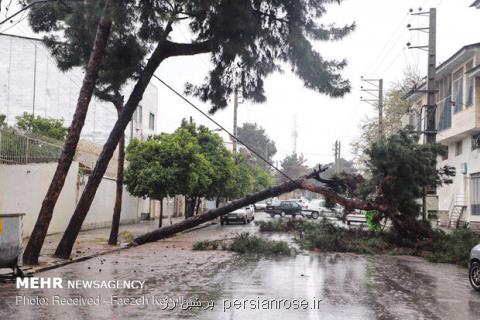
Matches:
[[1, 0, 479, 167]]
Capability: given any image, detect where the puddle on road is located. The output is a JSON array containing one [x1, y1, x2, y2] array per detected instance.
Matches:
[[1, 230, 480, 320]]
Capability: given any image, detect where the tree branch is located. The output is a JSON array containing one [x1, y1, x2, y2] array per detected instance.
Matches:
[[164, 40, 212, 58]]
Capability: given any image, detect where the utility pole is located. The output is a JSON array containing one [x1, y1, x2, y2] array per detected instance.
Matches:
[[360, 77, 384, 140], [292, 115, 298, 154], [333, 141, 341, 174], [407, 7, 437, 144], [407, 7, 437, 221], [232, 87, 238, 155]]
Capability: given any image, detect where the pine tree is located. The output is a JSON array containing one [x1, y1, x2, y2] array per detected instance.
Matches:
[[48, 0, 355, 259]]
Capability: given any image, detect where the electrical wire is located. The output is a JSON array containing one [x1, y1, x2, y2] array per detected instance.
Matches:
[[153, 74, 302, 186]]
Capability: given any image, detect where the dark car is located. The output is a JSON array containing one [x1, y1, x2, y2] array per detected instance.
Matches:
[[265, 200, 319, 219]]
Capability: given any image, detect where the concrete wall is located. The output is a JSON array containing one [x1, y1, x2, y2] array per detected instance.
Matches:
[[0, 162, 144, 237]]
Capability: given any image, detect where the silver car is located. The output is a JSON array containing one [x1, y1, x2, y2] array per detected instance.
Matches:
[[220, 205, 254, 225], [469, 244, 480, 291]]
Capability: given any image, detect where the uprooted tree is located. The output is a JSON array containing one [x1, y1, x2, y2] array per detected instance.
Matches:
[[53, 0, 355, 259], [132, 128, 455, 247]]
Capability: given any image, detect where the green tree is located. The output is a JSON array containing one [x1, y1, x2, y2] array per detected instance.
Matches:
[[0, 114, 7, 129], [278, 153, 309, 183], [235, 123, 277, 171], [53, 0, 355, 259], [15, 113, 68, 141]]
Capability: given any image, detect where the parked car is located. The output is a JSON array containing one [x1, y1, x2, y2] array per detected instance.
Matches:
[[220, 205, 254, 225], [254, 200, 268, 211], [308, 199, 339, 216], [266, 200, 320, 219], [469, 244, 480, 291], [346, 210, 367, 225], [288, 198, 309, 209]]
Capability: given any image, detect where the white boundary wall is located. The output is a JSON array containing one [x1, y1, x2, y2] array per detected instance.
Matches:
[[0, 162, 142, 237]]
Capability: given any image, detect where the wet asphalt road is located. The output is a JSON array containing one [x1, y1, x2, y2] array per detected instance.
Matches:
[[1, 212, 479, 320]]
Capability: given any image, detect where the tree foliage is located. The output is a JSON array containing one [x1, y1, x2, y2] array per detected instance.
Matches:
[[330, 128, 455, 242], [235, 122, 277, 171], [277, 152, 309, 183], [125, 119, 272, 216], [15, 112, 68, 141], [28, 0, 354, 112]]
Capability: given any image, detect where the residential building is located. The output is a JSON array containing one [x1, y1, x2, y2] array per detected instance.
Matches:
[[0, 33, 161, 233], [0, 33, 158, 144], [404, 43, 480, 230]]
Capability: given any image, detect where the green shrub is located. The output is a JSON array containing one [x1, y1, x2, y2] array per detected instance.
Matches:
[[192, 240, 212, 251], [427, 229, 480, 267], [228, 233, 292, 255], [256, 219, 317, 233]]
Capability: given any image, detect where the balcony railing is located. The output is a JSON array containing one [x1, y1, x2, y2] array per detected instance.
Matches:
[[0, 129, 63, 164]]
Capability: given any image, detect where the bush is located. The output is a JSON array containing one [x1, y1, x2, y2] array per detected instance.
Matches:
[[229, 233, 292, 255], [297, 219, 392, 254], [427, 229, 480, 267], [255, 219, 317, 233], [193, 233, 293, 255]]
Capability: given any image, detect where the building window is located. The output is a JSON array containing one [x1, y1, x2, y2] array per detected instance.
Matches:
[[438, 77, 452, 131], [471, 173, 480, 216], [440, 145, 449, 161], [466, 60, 474, 107], [134, 106, 143, 123], [453, 68, 464, 113], [472, 133, 480, 150], [455, 140, 463, 156], [149, 112, 155, 131]]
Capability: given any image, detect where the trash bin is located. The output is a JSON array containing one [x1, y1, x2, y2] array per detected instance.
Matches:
[[0, 213, 26, 277]]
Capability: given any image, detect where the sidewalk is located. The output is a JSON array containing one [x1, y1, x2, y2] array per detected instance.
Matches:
[[17, 217, 189, 275]]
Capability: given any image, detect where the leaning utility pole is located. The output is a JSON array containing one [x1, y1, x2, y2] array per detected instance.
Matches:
[[360, 77, 384, 140], [407, 7, 437, 221]]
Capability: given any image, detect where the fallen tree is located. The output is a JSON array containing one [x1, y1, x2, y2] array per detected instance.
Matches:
[[132, 167, 379, 246], [132, 129, 455, 247]]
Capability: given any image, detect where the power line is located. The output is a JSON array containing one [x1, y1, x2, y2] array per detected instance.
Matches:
[[153, 74, 301, 186]]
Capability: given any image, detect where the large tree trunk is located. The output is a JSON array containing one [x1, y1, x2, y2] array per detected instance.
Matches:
[[108, 102, 125, 245], [22, 8, 112, 265], [132, 172, 433, 246], [133, 177, 309, 245], [54, 38, 211, 259]]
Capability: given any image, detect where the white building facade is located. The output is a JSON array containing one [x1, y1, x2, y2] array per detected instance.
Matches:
[[0, 33, 160, 233], [405, 43, 480, 229], [0, 33, 158, 144]]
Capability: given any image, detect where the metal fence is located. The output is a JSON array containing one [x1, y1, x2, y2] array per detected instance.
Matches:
[[0, 129, 63, 164]]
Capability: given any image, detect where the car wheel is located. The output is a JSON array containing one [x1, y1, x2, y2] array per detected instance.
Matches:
[[311, 211, 320, 220], [469, 261, 480, 291], [270, 214, 275, 218], [280, 211, 286, 217]]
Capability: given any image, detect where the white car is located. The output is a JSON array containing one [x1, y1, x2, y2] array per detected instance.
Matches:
[[308, 199, 340, 216], [254, 200, 268, 211], [220, 205, 255, 225], [346, 210, 367, 225]]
